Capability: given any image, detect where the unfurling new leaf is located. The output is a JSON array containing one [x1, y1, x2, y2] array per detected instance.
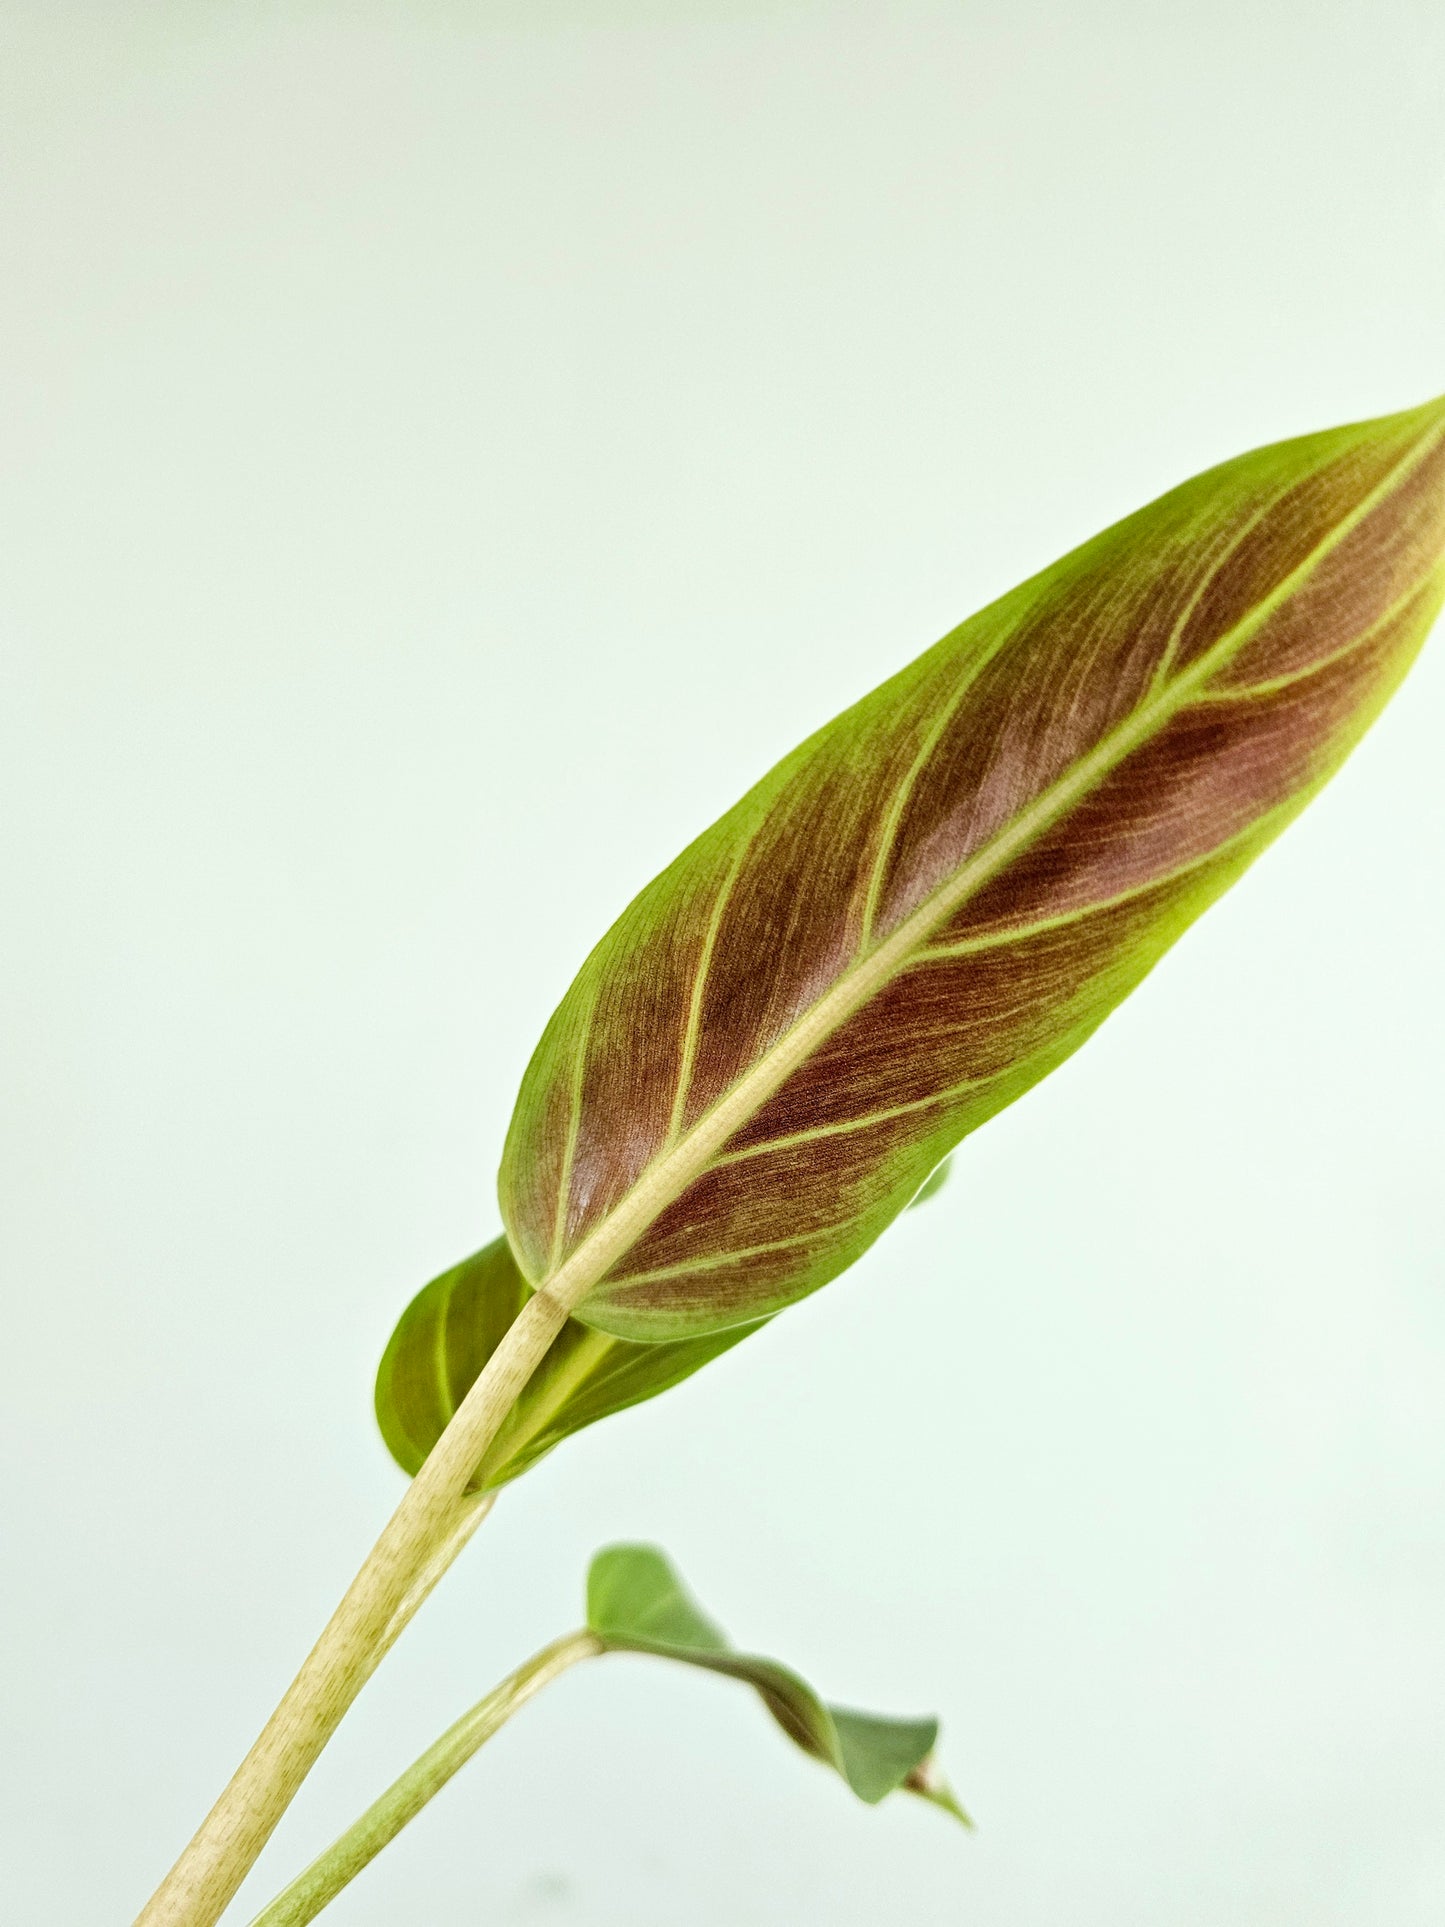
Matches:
[[374, 1239, 762, 1487], [499, 398, 1445, 1340], [586, 1544, 968, 1821]]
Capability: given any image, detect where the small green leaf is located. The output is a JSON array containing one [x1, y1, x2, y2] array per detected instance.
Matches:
[[375, 1239, 761, 1490], [909, 1155, 953, 1206], [586, 1544, 969, 1823], [588, 1541, 731, 1652]]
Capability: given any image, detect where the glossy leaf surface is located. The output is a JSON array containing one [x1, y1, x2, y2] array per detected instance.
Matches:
[[587, 1544, 968, 1820], [502, 399, 1445, 1339], [374, 1239, 759, 1489]]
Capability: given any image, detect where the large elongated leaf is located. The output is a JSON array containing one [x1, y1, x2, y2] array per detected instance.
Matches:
[[586, 1544, 967, 1821], [374, 1239, 760, 1489], [500, 399, 1445, 1340]]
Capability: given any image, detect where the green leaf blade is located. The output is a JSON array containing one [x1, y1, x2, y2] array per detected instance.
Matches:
[[501, 399, 1445, 1340], [585, 1545, 968, 1822], [586, 1543, 731, 1653], [830, 1707, 942, 1806], [374, 1240, 759, 1490]]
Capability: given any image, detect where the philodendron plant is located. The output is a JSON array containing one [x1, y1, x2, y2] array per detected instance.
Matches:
[[134, 395, 1445, 1927]]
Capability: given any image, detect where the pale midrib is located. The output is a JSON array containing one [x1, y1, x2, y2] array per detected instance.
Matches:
[[855, 626, 1013, 947], [1193, 564, 1445, 702], [1146, 480, 1294, 696], [609, 1226, 828, 1289], [707, 1073, 989, 1167], [915, 792, 1309, 963], [484, 1324, 616, 1463], [538, 418, 1445, 1319]]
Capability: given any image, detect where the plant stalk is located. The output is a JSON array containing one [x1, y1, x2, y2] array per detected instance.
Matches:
[[131, 1287, 571, 1927], [247, 1630, 603, 1927], [377, 1490, 495, 1657]]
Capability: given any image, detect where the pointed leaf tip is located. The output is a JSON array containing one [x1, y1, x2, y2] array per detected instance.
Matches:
[[904, 1755, 975, 1827], [584, 1544, 964, 1822]]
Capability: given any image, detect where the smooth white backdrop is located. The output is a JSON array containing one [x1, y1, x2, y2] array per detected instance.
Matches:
[[2, 4, 1443, 1921]]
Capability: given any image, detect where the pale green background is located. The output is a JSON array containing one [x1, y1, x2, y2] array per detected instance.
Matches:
[[2, 3, 1444, 1921]]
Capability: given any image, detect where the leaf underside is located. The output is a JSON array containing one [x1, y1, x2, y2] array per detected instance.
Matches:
[[910, 1154, 953, 1206], [586, 1544, 968, 1822], [500, 398, 1445, 1339], [374, 1239, 761, 1489]]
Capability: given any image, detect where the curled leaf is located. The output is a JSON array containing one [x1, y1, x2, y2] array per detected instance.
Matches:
[[374, 1239, 759, 1489], [586, 1544, 968, 1822], [501, 399, 1445, 1339], [909, 1154, 953, 1207]]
